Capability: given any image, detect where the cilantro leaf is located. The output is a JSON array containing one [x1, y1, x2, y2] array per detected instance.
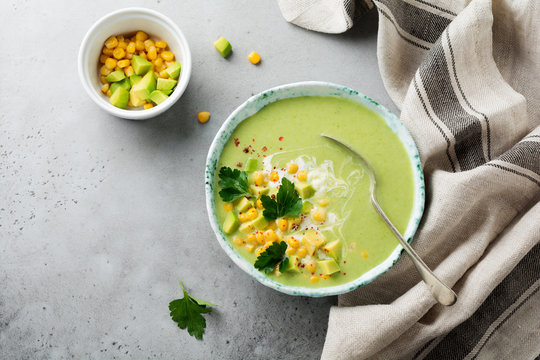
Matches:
[[254, 241, 288, 273], [261, 178, 302, 220], [218, 166, 251, 202], [169, 282, 215, 340]]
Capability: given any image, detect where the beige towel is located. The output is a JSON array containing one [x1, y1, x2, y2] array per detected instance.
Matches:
[[278, 0, 540, 359]]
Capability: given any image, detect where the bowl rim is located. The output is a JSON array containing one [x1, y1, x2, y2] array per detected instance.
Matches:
[[77, 7, 192, 120], [205, 81, 425, 297]]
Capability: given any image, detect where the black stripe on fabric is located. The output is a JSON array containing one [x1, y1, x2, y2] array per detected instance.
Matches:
[[376, 0, 452, 43], [470, 286, 540, 359], [485, 163, 540, 187], [498, 141, 540, 176], [412, 338, 437, 359], [418, 34, 486, 170], [424, 243, 540, 359], [412, 0, 458, 16], [413, 77, 456, 172], [377, 8, 430, 50], [445, 30, 492, 161]]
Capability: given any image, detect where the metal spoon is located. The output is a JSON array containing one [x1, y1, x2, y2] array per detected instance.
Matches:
[[321, 134, 457, 306]]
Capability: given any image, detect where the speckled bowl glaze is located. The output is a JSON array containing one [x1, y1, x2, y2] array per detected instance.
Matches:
[[205, 82, 425, 297]]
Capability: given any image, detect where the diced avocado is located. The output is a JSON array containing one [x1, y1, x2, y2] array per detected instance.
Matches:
[[131, 55, 152, 75], [149, 90, 169, 105], [130, 71, 157, 105], [109, 87, 129, 109], [223, 212, 239, 234], [213, 36, 232, 58], [249, 185, 270, 198], [239, 221, 255, 234], [317, 259, 340, 275], [165, 61, 182, 79], [301, 201, 313, 214], [288, 217, 302, 231], [252, 214, 269, 230], [129, 74, 142, 87], [157, 78, 178, 92], [104, 70, 125, 83], [110, 78, 131, 94], [322, 240, 341, 260], [301, 230, 325, 256], [160, 89, 173, 96], [295, 182, 315, 199], [244, 158, 258, 173], [283, 255, 301, 273], [236, 197, 252, 212]]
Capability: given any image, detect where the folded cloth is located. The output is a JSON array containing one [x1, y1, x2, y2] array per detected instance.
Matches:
[[278, 0, 540, 359]]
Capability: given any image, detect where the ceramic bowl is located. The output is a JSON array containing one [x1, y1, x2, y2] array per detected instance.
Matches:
[[205, 82, 425, 297], [78, 7, 192, 120]]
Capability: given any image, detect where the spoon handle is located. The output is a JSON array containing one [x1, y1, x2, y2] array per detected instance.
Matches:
[[370, 197, 457, 306]]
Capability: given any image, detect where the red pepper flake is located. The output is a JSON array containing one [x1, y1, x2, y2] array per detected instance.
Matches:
[[279, 136, 284, 141], [261, 146, 268, 152], [343, 273, 347, 276], [271, 194, 276, 200], [243, 147, 249, 153], [236, 162, 243, 168], [252, 138, 255, 142], [279, 148, 283, 150], [234, 138, 240, 147], [343, 261, 347, 264], [263, 155, 267, 157]]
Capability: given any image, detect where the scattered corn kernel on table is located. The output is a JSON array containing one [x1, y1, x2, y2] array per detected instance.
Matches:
[[0, 1, 396, 359]]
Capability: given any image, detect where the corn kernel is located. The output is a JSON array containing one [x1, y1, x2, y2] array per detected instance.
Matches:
[[233, 236, 243, 246], [256, 199, 263, 209], [117, 59, 130, 68], [104, 36, 118, 49], [102, 47, 114, 56], [310, 276, 319, 283], [266, 220, 277, 230], [99, 76, 107, 84], [155, 40, 167, 48], [100, 65, 112, 76], [99, 54, 108, 64], [135, 40, 145, 51], [160, 51, 175, 62], [245, 244, 255, 253], [321, 274, 331, 280], [126, 42, 136, 53], [247, 233, 257, 244], [104, 57, 117, 70], [319, 198, 329, 207], [239, 213, 249, 223], [255, 232, 265, 245], [248, 51, 261, 65], [253, 172, 265, 186], [101, 83, 109, 93], [117, 40, 127, 49], [287, 163, 298, 174], [159, 70, 169, 78], [106, 89, 112, 97], [127, 99, 134, 107], [312, 208, 326, 222], [126, 52, 133, 60], [197, 111, 210, 123], [139, 51, 147, 59], [223, 202, 233, 212], [278, 218, 288, 232], [113, 47, 126, 60], [306, 261, 317, 273], [147, 46, 157, 60], [124, 66, 134, 77], [297, 247, 307, 258], [153, 57, 164, 68], [263, 229, 278, 243], [286, 247, 296, 255], [144, 39, 155, 50], [288, 237, 299, 248], [135, 31, 148, 41], [114, 66, 121, 71], [144, 103, 154, 110], [297, 170, 307, 181], [263, 241, 273, 249], [256, 247, 265, 257], [361, 250, 368, 258], [270, 171, 279, 182], [246, 208, 258, 220]]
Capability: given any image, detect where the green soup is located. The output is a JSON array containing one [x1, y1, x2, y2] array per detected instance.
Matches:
[[215, 96, 414, 288]]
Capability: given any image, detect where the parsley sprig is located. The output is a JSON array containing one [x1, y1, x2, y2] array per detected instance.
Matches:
[[254, 241, 289, 273], [217, 166, 251, 202], [169, 282, 215, 340], [260, 177, 302, 220]]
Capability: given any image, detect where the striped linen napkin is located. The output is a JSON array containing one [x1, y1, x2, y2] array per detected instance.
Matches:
[[278, 0, 540, 359]]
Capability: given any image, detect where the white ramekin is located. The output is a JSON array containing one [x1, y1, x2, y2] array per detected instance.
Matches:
[[78, 8, 192, 120]]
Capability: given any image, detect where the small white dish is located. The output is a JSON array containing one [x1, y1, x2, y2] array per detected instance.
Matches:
[[78, 7, 192, 120]]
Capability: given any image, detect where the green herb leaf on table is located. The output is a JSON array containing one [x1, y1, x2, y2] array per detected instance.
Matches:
[[218, 166, 251, 202], [260, 177, 302, 220], [254, 241, 288, 273], [169, 282, 215, 340]]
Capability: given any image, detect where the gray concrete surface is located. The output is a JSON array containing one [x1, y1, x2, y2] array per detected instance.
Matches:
[[0, 1, 396, 359]]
